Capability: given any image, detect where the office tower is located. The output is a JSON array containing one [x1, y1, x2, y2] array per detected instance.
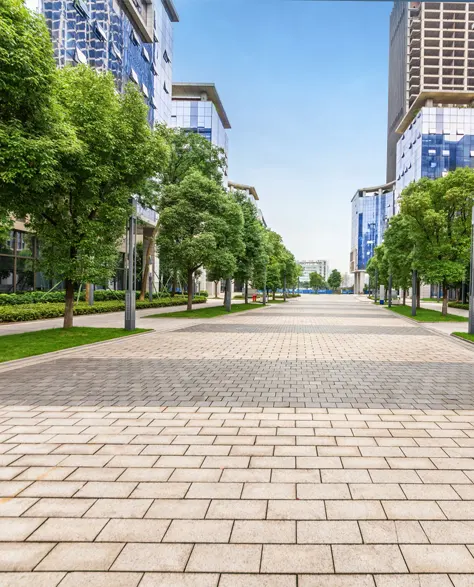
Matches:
[[26, 0, 179, 126], [228, 182, 267, 227], [387, 1, 474, 183], [350, 182, 395, 294], [171, 83, 231, 181]]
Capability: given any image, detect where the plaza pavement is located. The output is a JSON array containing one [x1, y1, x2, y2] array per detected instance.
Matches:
[[0, 295, 474, 585]]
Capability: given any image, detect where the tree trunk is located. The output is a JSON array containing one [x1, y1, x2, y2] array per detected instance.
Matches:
[[171, 273, 177, 297], [85, 283, 91, 304], [416, 278, 421, 309], [64, 279, 75, 329], [187, 269, 193, 311], [214, 281, 218, 299], [139, 224, 159, 301], [225, 278, 232, 312], [272, 290, 276, 301], [442, 280, 448, 316], [244, 280, 248, 304], [402, 289, 406, 306]]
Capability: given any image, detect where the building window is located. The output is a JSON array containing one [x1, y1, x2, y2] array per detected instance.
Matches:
[[163, 81, 169, 94], [0, 230, 42, 293], [111, 43, 122, 61], [142, 47, 150, 62], [163, 50, 171, 64], [130, 30, 139, 46], [129, 68, 139, 84], [94, 22, 107, 41], [73, 0, 90, 19], [74, 48, 87, 65]]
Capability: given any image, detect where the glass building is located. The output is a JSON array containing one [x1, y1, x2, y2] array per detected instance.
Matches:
[[396, 106, 474, 200], [350, 182, 396, 294], [171, 83, 231, 180], [26, 0, 179, 126]]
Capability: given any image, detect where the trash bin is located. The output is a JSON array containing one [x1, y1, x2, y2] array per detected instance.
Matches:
[[379, 299, 384, 305], [252, 294, 257, 302]]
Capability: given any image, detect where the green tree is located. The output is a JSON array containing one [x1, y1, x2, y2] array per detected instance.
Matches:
[[6, 65, 167, 327], [139, 127, 225, 300], [327, 269, 342, 291], [230, 190, 266, 303], [157, 170, 243, 311], [383, 214, 414, 305], [309, 272, 326, 292], [400, 169, 474, 315]]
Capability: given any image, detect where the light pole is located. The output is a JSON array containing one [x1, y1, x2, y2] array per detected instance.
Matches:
[[283, 269, 287, 302], [262, 267, 267, 305], [374, 269, 378, 304], [388, 273, 393, 308], [125, 200, 137, 331], [469, 205, 474, 334], [148, 255, 153, 303], [411, 269, 417, 317]]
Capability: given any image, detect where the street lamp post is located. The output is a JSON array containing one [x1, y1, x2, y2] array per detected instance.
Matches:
[[388, 273, 393, 308], [283, 269, 287, 302], [148, 255, 153, 303], [374, 269, 378, 304], [469, 206, 474, 334], [125, 201, 137, 331], [412, 269, 417, 317], [262, 267, 267, 306]]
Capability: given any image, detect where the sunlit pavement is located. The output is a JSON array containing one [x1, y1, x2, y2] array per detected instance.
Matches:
[[1, 295, 474, 586]]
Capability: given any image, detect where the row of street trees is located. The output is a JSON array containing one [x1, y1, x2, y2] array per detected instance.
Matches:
[[0, 0, 298, 324], [308, 269, 342, 292], [366, 167, 474, 315]]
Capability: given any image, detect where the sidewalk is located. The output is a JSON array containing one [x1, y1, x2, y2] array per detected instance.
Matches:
[[0, 297, 228, 336]]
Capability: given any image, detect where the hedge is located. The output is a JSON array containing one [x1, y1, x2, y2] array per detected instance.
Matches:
[[0, 290, 197, 306], [449, 302, 469, 311], [0, 296, 206, 323]]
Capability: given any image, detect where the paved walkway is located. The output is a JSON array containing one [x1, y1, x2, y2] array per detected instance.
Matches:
[[0, 295, 474, 586], [0, 297, 227, 336]]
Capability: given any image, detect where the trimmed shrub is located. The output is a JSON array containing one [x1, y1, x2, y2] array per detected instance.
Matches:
[[449, 301, 469, 311], [0, 296, 206, 323], [199, 290, 209, 298]]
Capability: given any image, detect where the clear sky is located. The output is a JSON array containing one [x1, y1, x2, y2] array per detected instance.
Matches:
[[172, 0, 393, 275]]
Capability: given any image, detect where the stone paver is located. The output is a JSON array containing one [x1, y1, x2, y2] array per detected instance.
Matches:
[[0, 295, 473, 583]]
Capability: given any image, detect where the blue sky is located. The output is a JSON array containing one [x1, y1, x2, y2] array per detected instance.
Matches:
[[173, 0, 393, 275]]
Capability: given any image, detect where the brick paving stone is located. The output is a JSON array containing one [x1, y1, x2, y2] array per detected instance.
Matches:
[[1, 296, 474, 583], [300, 577, 375, 587], [36, 543, 123, 571], [333, 545, 408, 573], [139, 574, 219, 587], [260, 544, 333, 573], [0, 573, 66, 587], [186, 544, 262, 573], [111, 543, 192, 572]]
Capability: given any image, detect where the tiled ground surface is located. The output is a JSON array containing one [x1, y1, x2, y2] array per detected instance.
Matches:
[[0, 296, 474, 585]]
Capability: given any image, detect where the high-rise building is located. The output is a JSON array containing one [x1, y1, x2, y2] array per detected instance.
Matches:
[[26, 0, 179, 127], [386, 1, 474, 183], [298, 260, 330, 283], [350, 182, 395, 294], [171, 83, 231, 181], [170, 83, 231, 295]]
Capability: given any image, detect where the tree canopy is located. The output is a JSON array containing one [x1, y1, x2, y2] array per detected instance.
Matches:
[[310, 272, 326, 292], [327, 269, 342, 291]]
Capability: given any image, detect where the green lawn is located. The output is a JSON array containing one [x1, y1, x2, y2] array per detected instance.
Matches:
[[452, 332, 474, 344], [386, 306, 468, 322], [149, 303, 264, 319], [0, 327, 150, 363], [422, 297, 441, 302]]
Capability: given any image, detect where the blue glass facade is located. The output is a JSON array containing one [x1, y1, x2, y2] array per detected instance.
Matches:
[[28, 0, 177, 126], [171, 100, 229, 155], [350, 186, 395, 272], [396, 107, 474, 200]]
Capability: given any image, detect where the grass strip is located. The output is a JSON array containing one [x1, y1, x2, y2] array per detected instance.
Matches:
[[149, 303, 265, 319], [386, 305, 468, 322], [0, 327, 150, 363]]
